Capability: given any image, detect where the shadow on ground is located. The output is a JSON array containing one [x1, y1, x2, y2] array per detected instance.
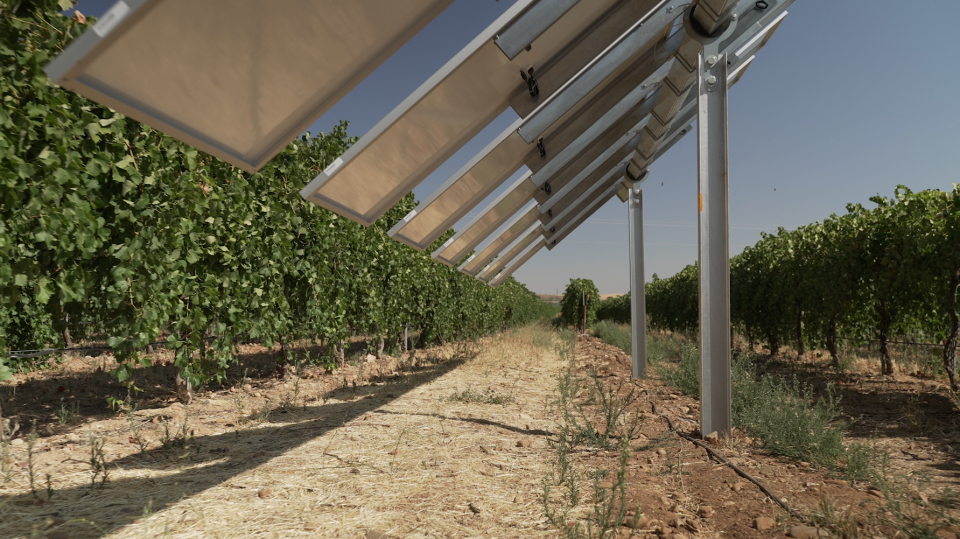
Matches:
[[761, 352, 960, 482], [0, 356, 467, 539]]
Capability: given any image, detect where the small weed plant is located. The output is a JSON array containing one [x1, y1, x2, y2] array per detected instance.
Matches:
[[160, 415, 195, 452], [646, 331, 846, 468], [127, 408, 149, 455], [542, 329, 643, 538], [844, 438, 888, 483], [58, 398, 80, 426], [26, 425, 38, 498], [447, 386, 515, 405], [88, 430, 108, 488], [731, 352, 845, 467]]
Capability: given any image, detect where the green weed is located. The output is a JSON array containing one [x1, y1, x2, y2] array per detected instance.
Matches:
[[88, 429, 108, 488], [160, 415, 194, 452], [844, 438, 888, 484], [647, 332, 846, 468], [731, 353, 845, 467], [592, 321, 632, 355], [57, 398, 79, 426], [446, 386, 514, 405]]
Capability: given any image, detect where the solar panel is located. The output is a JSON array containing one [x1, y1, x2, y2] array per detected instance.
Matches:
[[458, 205, 542, 277], [300, 0, 655, 226], [45, 0, 789, 299], [477, 225, 543, 282], [394, 0, 783, 258], [489, 238, 548, 287], [546, 181, 623, 250], [44, 0, 456, 173], [393, 11, 681, 251], [431, 172, 538, 267]]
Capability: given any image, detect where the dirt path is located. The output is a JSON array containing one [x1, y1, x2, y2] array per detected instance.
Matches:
[[2, 329, 958, 538], [1, 326, 565, 538]]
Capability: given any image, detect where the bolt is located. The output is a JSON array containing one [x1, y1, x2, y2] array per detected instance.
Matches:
[[706, 75, 718, 85], [706, 55, 718, 66], [732, 13, 738, 21], [667, 6, 674, 13]]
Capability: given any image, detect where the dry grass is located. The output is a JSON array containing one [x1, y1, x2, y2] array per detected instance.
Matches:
[[0, 324, 566, 539]]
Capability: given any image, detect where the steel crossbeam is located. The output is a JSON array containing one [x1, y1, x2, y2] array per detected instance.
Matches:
[[627, 0, 792, 170]]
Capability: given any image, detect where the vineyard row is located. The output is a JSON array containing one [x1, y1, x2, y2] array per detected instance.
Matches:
[[0, 3, 552, 384], [596, 186, 960, 390]]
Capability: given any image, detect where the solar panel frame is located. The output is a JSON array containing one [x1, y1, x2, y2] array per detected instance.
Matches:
[[489, 238, 548, 287], [546, 181, 623, 250], [300, 0, 641, 226], [477, 225, 543, 282], [499, 15, 780, 274], [458, 205, 541, 277], [44, 0, 457, 173], [431, 171, 538, 267], [391, 27, 676, 252]]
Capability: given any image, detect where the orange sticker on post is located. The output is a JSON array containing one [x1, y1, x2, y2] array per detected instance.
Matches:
[[699, 192, 703, 213]]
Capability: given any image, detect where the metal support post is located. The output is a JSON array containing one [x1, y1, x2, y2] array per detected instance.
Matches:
[[628, 186, 647, 378], [696, 50, 731, 437]]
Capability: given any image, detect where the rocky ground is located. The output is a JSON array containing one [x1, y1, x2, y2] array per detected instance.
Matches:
[[564, 334, 960, 539]]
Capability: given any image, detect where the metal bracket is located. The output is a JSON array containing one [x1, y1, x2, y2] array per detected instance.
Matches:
[[682, 4, 739, 51], [542, 181, 551, 195], [624, 164, 649, 184], [520, 67, 540, 98], [537, 137, 546, 158]]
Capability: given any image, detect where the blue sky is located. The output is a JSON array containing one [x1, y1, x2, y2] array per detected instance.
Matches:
[[69, 1, 960, 295]]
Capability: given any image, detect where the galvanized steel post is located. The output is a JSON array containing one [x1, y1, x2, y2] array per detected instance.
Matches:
[[684, 3, 738, 438], [697, 49, 732, 437], [628, 186, 647, 378]]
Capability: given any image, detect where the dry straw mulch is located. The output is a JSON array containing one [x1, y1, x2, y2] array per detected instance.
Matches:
[[0, 325, 565, 539]]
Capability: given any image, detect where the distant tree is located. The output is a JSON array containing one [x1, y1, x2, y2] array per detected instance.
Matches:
[[560, 279, 600, 332]]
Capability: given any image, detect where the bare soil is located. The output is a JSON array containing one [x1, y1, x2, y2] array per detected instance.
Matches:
[[561, 334, 960, 538], [0, 329, 958, 538]]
